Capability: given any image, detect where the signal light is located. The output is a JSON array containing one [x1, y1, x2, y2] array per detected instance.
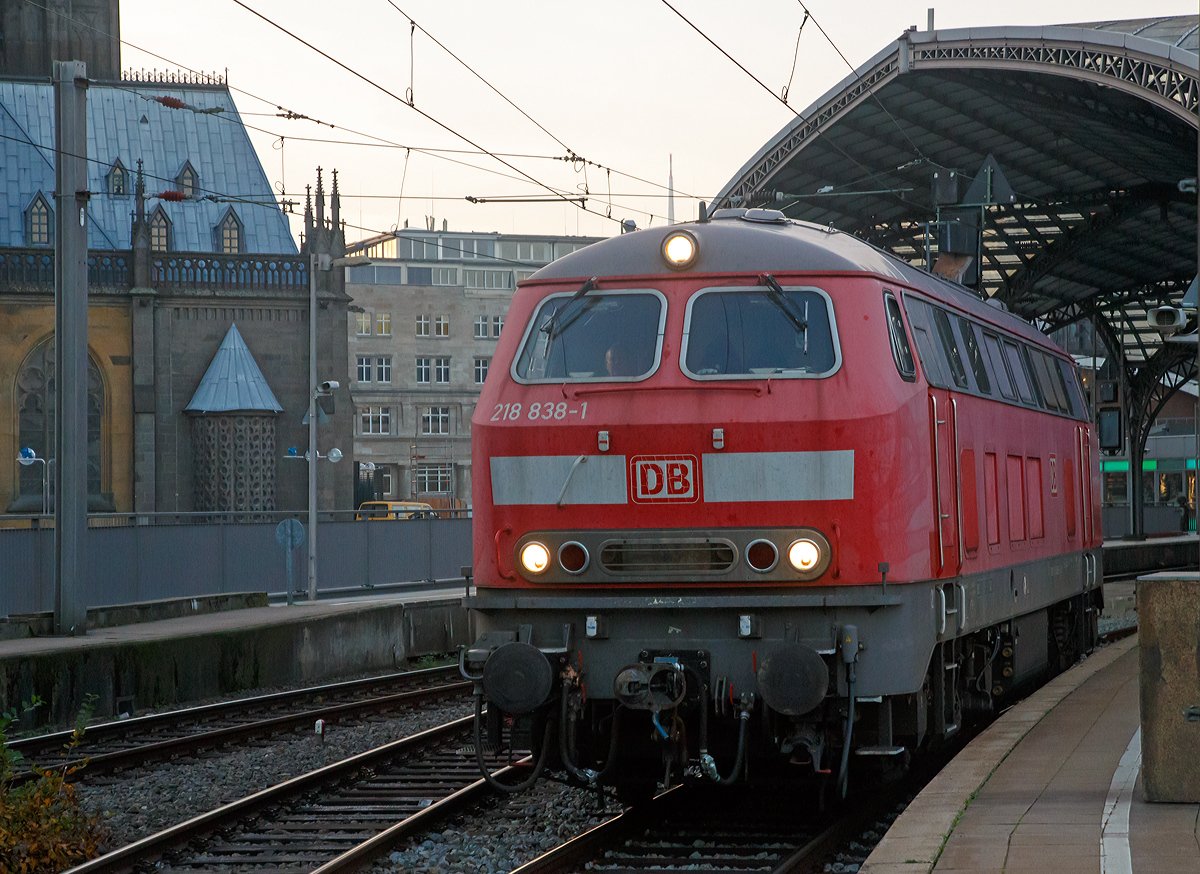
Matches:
[[746, 539, 778, 572], [788, 539, 821, 572], [520, 542, 550, 575], [661, 230, 699, 270], [558, 542, 589, 574]]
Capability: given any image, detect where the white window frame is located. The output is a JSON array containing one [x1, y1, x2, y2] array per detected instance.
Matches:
[[376, 312, 391, 336], [361, 406, 391, 435], [474, 315, 489, 339], [356, 312, 372, 335], [435, 358, 451, 384], [422, 406, 450, 435], [416, 358, 430, 384], [434, 315, 450, 338], [492, 315, 504, 338], [376, 356, 392, 384], [416, 314, 430, 337], [474, 357, 489, 385], [357, 356, 372, 382]]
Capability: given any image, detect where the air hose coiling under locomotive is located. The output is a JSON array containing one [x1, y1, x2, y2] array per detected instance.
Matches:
[[559, 685, 624, 787], [688, 664, 752, 785]]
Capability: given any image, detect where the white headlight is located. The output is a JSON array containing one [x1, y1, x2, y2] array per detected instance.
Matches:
[[661, 231, 699, 269], [520, 542, 551, 574], [788, 539, 821, 571]]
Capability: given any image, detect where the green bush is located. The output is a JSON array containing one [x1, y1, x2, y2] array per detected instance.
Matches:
[[0, 695, 107, 873]]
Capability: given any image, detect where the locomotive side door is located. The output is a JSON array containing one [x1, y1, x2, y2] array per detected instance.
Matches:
[[902, 296, 960, 576]]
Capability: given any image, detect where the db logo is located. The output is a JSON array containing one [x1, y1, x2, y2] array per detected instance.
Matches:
[[630, 455, 699, 503]]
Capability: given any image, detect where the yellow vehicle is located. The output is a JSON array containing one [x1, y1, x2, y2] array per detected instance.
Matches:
[[355, 501, 436, 521]]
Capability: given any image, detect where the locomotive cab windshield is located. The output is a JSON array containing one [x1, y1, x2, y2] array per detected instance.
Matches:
[[513, 289, 666, 382], [682, 285, 840, 378]]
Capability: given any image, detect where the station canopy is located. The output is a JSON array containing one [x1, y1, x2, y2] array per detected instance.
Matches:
[[714, 16, 1198, 352]]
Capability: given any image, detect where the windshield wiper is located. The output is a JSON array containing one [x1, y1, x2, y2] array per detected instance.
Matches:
[[758, 273, 809, 352], [536, 277, 598, 361]]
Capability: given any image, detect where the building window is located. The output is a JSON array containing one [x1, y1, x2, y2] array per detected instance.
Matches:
[[381, 466, 393, 495], [376, 312, 391, 336], [474, 316, 489, 339], [376, 357, 392, 383], [422, 406, 450, 435], [434, 315, 450, 338], [518, 241, 551, 261], [150, 207, 171, 251], [516, 270, 536, 282], [416, 314, 430, 337], [177, 161, 198, 198], [474, 358, 489, 384], [215, 209, 242, 254], [27, 194, 52, 247], [459, 239, 494, 259], [435, 358, 450, 384], [416, 358, 430, 384], [108, 160, 127, 196], [357, 356, 372, 382], [416, 463, 453, 493], [433, 267, 457, 286], [361, 406, 391, 435], [464, 269, 512, 289], [356, 312, 372, 335], [492, 315, 504, 337]]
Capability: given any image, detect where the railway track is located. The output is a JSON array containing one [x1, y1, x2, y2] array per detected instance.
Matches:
[[505, 783, 896, 874], [9, 666, 469, 782], [63, 715, 528, 874]]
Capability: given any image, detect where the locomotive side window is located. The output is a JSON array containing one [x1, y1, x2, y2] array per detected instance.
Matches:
[[931, 307, 968, 389], [513, 289, 666, 383], [901, 298, 949, 388], [1057, 359, 1084, 419], [1002, 340, 1036, 405], [1020, 346, 1048, 409], [884, 293, 915, 381], [957, 318, 991, 395], [982, 332, 1016, 400], [682, 285, 839, 379]]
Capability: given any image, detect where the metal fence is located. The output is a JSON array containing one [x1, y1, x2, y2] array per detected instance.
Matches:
[[0, 517, 472, 617]]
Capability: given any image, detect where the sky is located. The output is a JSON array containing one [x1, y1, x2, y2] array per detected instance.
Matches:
[[121, 0, 1198, 247]]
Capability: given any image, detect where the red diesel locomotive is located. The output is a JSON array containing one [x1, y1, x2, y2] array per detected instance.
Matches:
[[462, 207, 1102, 798]]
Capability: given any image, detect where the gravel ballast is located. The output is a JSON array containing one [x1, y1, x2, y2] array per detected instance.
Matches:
[[77, 698, 474, 852]]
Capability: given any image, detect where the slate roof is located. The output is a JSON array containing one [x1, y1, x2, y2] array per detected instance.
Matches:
[[185, 323, 284, 413], [0, 80, 297, 253]]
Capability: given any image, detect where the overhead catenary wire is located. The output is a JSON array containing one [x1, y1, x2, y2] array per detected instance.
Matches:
[[19, 0, 696, 225], [232, 0, 632, 227], [653, 0, 913, 206]]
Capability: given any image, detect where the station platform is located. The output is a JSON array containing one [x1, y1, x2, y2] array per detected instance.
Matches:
[[862, 635, 1199, 873], [0, 584, 472, 728]]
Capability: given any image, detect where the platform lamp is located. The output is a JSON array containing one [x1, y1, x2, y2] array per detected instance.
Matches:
[[17, 447, 49, 516], [307, 254, 371, 601]]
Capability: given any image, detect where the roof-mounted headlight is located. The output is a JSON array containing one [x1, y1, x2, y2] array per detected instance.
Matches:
[[661, 230, 699, 270]]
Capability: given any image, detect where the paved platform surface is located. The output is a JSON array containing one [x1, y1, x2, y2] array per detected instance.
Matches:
[[863, 636, 1200, 873], [0, 585, 471, 660]]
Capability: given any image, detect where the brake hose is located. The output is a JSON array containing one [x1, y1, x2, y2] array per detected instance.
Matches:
[[473, 690, 553, 793]]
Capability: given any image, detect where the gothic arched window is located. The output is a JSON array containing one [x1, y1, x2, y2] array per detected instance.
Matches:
[[26, 193, 53, 247], [216, 209, 243, 254], [150, 207, 171, 251], [14, 337, 107, 510], [176, 161, 198, 199], [108, 159, 127, 197]]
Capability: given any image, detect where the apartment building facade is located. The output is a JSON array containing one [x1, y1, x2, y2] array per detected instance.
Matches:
[[345, 227, 604, 506]]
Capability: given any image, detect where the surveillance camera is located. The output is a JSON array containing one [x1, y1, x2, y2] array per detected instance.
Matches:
[[318, 380, 340, 393], [1147, 306, 1187, 337]]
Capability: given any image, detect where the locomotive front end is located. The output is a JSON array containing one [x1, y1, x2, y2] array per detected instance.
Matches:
[[463, 217, 946, 799]]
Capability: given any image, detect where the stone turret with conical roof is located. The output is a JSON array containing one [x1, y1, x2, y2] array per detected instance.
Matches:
[[185, 324, 282, 512]]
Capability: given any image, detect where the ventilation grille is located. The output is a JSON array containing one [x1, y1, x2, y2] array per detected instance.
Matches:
[[598, 539, 736, 574]]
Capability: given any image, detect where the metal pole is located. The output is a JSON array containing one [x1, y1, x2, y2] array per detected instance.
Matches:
[[53, 60, 89, 635], [308, 253, 318, 602]]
